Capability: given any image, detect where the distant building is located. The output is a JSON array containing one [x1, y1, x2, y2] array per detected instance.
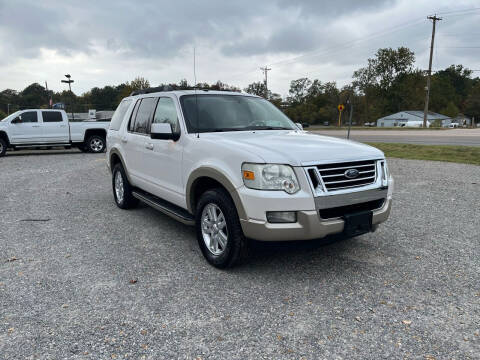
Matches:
[[376, 111, 451, 128]]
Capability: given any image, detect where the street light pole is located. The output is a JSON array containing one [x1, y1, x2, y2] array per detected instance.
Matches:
[[61, 74, 75, 121]]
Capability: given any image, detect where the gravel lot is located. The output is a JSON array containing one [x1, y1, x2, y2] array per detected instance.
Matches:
[[1, 152, 479, 359]]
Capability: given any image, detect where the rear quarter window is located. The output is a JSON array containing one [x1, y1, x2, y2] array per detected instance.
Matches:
[[109, 99, 132, 131]]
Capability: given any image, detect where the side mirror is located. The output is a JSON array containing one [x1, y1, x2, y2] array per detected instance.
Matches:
[[12, 116, 22, 124], [295, 122, 303, 130], [151, 123, 179, 141]]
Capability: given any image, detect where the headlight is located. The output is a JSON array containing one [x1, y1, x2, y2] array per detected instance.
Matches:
[[242, 163, 300, 194]]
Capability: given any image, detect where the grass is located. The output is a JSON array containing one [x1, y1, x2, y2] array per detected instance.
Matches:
[[366, 142, 480, 166]]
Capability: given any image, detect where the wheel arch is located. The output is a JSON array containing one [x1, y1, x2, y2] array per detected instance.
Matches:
[[0, 131, 10, 145], [186, 168, 247, 220], [109, 148, 133, 183], [84, 128, 107, 141]]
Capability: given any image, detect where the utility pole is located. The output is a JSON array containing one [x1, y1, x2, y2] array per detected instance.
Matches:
[[260, 66, 271, 99], [423, 15, 442, 128], [61, 74, 75, 121], [346, 97, 353, 139], [45, 81, 52, 108], [7, 103, 10, 115]]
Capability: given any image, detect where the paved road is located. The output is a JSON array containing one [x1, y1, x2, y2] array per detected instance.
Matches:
[[311, 128, 480, 146], [1, 153, 479, 359]]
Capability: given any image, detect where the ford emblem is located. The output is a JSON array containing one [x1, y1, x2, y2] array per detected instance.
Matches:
[[344, 168, 359, 179]]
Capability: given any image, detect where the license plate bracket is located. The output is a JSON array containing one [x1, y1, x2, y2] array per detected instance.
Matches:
[[343, 211, 373, 237]]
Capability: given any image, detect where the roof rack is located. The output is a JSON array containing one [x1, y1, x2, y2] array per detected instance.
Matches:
[[130, 85, 174, 96]]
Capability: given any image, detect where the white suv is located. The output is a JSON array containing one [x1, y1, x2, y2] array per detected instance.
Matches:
[[106, 88, 393, 268]]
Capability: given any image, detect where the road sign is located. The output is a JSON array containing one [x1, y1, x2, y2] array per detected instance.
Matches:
[[338, 104, 345, 111]]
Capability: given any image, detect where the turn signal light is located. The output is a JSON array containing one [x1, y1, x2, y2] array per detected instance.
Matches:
[[243, 170, 255, 180]]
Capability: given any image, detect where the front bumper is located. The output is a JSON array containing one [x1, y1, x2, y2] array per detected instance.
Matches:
[[240, 197, 392, 241]]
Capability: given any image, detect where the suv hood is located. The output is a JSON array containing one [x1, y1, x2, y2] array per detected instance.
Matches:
[[202, 130, 384, 166]]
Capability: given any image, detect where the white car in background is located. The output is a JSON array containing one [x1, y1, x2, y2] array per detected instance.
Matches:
[[0, 109, 110, 156]]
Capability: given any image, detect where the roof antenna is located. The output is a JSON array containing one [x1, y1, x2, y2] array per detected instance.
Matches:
[[194, 46, 199, 138]]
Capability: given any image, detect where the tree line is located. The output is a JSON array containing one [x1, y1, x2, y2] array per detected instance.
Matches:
[[1, 47, 479, 124]]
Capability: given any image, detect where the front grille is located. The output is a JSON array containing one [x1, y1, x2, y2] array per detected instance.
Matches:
[[314, 160, 377, 191], [319, 199, 385, 219]]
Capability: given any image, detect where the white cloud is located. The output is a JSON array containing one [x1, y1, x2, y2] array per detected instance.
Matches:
[[0, 0, 479, 97]]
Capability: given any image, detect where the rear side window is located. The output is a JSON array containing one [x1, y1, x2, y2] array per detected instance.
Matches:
[[132, 97, 157, 134], [109, 99, 132, 131], [128, 100, 141, 132], [42, 111, 63, 122]]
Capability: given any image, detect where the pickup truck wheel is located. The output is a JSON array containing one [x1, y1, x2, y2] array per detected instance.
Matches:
[[87, 135, 106, 153], [196, 188, 248, 268], [112, 164, 138, 209], [0, 138, 6, 157]]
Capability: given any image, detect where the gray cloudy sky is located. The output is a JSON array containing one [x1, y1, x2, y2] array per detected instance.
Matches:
[[0, 0, 479, 96]]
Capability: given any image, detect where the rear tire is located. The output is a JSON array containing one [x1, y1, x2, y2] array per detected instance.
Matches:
[[195, 188, 248, 268], [112, 163, 139, 209], [86, 135, 106, 153], [0, 138, 7, 157]]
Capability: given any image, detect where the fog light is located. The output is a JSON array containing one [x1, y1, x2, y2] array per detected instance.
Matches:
[[266, 211, 297, 223]]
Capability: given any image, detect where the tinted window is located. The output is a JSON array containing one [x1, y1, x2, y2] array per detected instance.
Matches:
[[133, 98, 157, 134], [42, 111, 63, 122], [17, 111, 38, 123], [110, 100, 132, 131], [153, 98, 180, 133], [128, 100, 141, 132]]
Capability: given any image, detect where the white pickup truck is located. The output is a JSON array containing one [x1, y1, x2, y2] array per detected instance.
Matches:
[[107, 88, 393, 268], [0, 109, 110, 156]]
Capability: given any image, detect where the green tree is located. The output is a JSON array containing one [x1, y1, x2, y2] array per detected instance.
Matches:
[[287, 78, 312, 105], [244, 82, 267, 97], [129, 77, 150, 91], [440, 101, 459, 118], [465, 81, 480, 120], [20, 83, 47, 108]]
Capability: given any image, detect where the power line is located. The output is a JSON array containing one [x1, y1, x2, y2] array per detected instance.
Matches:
[[229, 17, 425, 80], [436, 7, 480, 15]]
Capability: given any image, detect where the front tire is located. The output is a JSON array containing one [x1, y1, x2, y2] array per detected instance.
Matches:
[[112, 164, 139, 209], [0, 138, 7, 157], [195, 188, 248, 268], [86, 135, 106, 153]]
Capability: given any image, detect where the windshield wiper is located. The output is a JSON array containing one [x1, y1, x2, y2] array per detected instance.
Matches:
[[199, 128, 245, 133], [246, 126, 292, 130]]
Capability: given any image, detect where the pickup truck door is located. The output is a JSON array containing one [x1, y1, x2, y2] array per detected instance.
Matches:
[[9, 110, 43, 144], [141, 97, 184, 206], [40, 111, 70, 143]]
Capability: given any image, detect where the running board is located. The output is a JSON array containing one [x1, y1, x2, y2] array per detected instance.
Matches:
[[132, 189, 195, 226], [13, 143, 71, 148]]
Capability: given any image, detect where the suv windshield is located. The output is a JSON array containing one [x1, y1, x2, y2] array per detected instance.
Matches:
[[180, 94, 297, 133]]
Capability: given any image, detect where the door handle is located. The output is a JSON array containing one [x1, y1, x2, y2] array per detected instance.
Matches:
[[121, 137, 128, 143], [145, 143, 154, 150], [59, 125, 66, 128]]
